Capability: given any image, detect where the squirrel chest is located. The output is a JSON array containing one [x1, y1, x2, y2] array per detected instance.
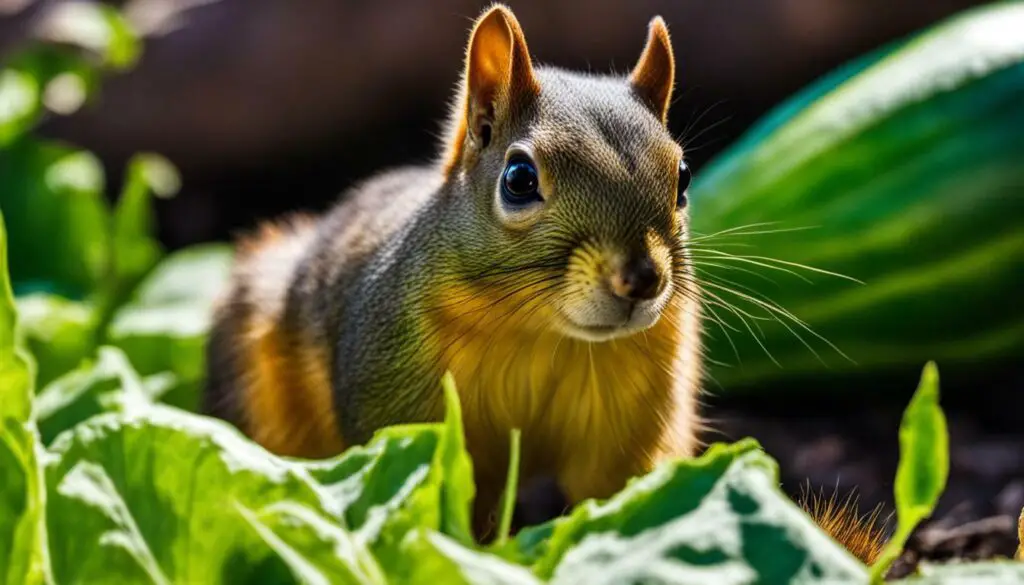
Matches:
[[426, 281, 701, 504]]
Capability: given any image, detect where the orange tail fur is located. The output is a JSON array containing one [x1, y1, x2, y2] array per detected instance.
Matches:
[[798, 486, 890, 565]]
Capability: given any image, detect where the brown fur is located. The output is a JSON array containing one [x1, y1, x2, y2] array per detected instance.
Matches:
[[629, 17, 675, 123], [243, 325, 343, 458], [799, 486, 890, 564], [444, 4, 540, 176], [219, 215, 346, 458], [425, 280, 700, 532]]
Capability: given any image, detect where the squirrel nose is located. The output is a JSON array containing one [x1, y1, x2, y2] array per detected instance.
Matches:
[[610, 253, 662, 301]]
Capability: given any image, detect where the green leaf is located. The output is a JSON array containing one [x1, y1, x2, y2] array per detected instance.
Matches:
[[34, 346, 151, 445], [15, 293, 97, 389], [91, 153, 180, 337], [110, 154, 180, 285], [689, 1, 1024, 390], [45, 405, 323, 584], [299, 378, 475, 558], [0, 139, 109, 298], [393, 529, 543, 585], [300, 426, 443, 551], [0, 210, 48, 585], [0, 211, 35, 421], [133, 153, 182, 199], [0, 69, 40, 146], [44, 378, 476, 583], [891, 561, 1024, 583], [503, 519, 557, 566], [106, 244, 233, 410], [34, 2, 141, 70], [438, 371, 475, 545], [531, 439, 866, 584], [870, 362, 949, 582], [0, 421, 49, 585], [894, 363, 949, 522], [237, 502, 386, 585], [55, 460, 172, 584], [109, 155, 174, 285], [0, 47, 100, 146], [0, 3, 140, 146]]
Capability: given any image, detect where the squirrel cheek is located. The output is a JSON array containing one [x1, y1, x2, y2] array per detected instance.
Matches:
[[492, 191, 545, 229], [560, 249, 606, 303]]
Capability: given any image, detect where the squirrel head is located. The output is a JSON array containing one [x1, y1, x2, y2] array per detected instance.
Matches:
[[439, 4, 692, 342]]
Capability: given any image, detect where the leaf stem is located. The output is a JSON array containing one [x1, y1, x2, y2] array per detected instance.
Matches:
[[495, 428, 522, 546]]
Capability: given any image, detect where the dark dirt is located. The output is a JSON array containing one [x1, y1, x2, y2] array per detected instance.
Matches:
[[704, 366, 1024, 576], [885, 513, 1020, 578], [508, 367, 1024, 578]]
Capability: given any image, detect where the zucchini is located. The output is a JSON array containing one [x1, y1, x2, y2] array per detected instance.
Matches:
[[688, 1, 1024, 391]]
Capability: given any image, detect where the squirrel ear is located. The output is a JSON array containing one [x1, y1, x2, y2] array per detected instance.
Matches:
[[467, 5, 537, 104], [444, 4, 538, 173], [629, 16, 675, 124]]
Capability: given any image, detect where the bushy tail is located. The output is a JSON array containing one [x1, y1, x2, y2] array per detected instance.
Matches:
[[798, 486, 890, 565]]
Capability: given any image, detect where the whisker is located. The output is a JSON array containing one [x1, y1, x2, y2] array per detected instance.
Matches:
[[693, 249, 863, 284], [691, 260, 780, 286], [687, 221, 789, 242], [700, 280, 853, 366], [687, 281, 780, 365], [689, 225, 818, 241], [690, 250, 815, 284]]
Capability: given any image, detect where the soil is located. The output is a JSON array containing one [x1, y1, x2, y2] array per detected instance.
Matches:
[[704, 366, 1024, 576], [508, 367, 1023, 578]]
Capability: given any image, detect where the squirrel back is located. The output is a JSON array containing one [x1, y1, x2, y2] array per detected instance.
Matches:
[[204, 166, 439, 457], [203, 3, 887, 563]]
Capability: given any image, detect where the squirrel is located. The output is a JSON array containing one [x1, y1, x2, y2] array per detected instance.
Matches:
[[202, 3, 887, 565]]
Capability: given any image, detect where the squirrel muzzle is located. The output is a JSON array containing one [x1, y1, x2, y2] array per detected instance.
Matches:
[[558, 233, 674, 342]]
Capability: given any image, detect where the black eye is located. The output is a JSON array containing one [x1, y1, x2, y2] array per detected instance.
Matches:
[[501, 158, 542, 206], [677, 159, 692, 208]]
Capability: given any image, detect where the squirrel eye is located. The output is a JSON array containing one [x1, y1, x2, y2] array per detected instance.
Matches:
[[676, 159, 692, 208], [501, 158, 542, 206]]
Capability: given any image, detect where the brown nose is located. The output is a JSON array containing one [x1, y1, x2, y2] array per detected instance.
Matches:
[[610, 253, 662, 301]]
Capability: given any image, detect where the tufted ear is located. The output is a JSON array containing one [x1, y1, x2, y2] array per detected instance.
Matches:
[[629, 16, 675, 124], [444, 4, 539, 173]]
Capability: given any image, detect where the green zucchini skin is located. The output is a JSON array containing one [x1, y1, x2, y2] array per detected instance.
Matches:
[[688, 2, 1024, 391]]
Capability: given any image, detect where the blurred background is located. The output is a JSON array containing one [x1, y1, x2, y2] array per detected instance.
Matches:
[[1, 0, 997, 248], [2, 0, 1021, 559]]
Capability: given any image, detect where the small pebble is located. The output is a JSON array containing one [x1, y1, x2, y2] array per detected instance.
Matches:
[[791, 437, 844, 477], [996, 481, 1024, 517], [952, 440, 1024, 479]]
